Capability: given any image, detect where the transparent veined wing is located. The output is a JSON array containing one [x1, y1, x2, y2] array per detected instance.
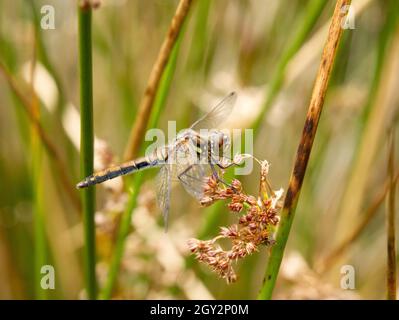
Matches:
[[155, 165, 171, 231], [190, 92, 237, 131], [178, 163, 210, 201], [174, 133, 212, 200], [155, 137, 198, 230]]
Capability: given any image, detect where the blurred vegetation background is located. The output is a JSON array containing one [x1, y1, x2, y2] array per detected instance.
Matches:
[[0, 0, 398, 299]]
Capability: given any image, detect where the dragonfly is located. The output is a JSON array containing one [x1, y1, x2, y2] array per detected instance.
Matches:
[[77, 92, 237, 229]]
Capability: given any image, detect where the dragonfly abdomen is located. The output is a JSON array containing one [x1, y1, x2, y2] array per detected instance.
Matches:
[[76, 157, 155, 188]]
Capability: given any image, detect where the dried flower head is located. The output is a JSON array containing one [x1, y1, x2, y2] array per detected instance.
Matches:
[[187, 156, 283, 283]]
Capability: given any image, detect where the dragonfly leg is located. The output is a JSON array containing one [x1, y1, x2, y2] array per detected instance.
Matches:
[[177, 162, 237, 193], [178, 164, 195, 180], [211, 157, 244, 193], [210, 162, 234, 189], [177, 164, 205, 186], [216, 154, 252, 170], [216, 157, 236, 170]]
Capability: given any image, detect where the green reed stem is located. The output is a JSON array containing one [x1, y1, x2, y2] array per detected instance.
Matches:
[[78, 5, 97, 299], [100, 32, 183, 300]]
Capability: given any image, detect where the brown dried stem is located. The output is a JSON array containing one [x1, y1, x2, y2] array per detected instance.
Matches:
[[123, 0, 193, 161], [258, 0, 351, 299]]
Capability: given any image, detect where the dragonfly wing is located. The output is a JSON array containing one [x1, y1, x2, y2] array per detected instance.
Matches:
[[178, 163, 211, 201], [170, 135, 211, 201], [157, 129, 212, 217], [154, 139, 194, 230], [190, 92, 237, 130], [155, 165, 171, 231]]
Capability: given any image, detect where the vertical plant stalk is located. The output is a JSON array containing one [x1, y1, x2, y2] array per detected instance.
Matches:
[[258, 0, 351, 300], [78, 4, 97, 299], [100, 30, 185, 300], [386, 129, 397, 300], [123, 0, 193, 161]]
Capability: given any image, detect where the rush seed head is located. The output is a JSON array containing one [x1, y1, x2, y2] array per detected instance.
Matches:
[[188, 157, 283, 283]]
